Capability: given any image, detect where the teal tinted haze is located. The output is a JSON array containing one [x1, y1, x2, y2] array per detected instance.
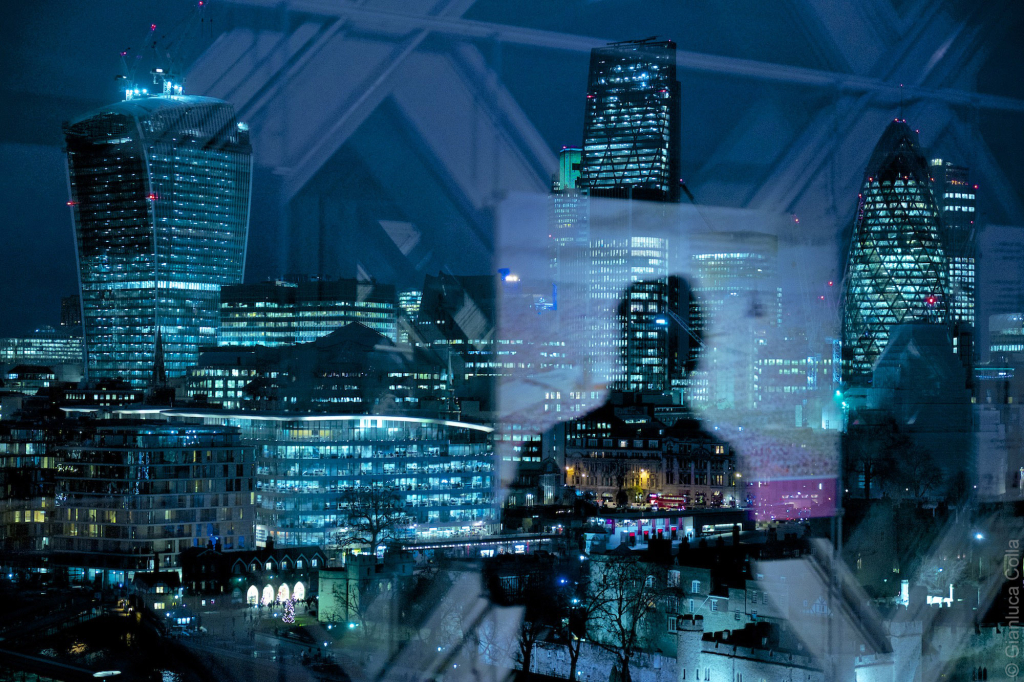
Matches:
[[2, 0, 1024, 335]]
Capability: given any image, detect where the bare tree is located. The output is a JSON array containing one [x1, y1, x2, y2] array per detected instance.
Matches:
[[483, 557, 559, 675], [589, 556, 665, 682], [882, 446, 944, 501], [556, 568, 608, 682], [844, 420, 913, 499], [339, 486, 408, 557]]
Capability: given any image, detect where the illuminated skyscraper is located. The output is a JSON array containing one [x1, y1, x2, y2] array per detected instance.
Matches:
[[930, 159, 977, 332], [581, 39, 680, 202], [65, 78, 252, 387], [842, 120, 947, 385], [586, 236, 695, 394], [686, 231, 780, 409], [550, 147, 590, 335], [551, 147, 587, 252]]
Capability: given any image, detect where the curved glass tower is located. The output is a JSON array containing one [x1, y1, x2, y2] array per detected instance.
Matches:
[[65, 90, 252, 387], [842, 119, 947, 385]]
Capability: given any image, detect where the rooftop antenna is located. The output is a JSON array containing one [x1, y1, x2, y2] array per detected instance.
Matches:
[[899, 83, 904, 120]]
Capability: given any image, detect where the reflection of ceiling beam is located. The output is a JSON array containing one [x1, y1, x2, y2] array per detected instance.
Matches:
[[747, 0, 1013, 218], [222, 0, 1024, 113], [280, 29, 433, 201]]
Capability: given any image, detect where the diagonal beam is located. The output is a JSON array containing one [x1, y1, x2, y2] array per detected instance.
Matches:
[[267, 0, 480, 200], [747, 0, 1012, 216], [219, 0, 1024, 114]]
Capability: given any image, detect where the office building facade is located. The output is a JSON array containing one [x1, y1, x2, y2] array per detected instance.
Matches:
[[686, 231, 780, 409], [585, 236, 680, 393], [0, 420, 59, 567], [61, 295, 82, 329], [219, 278, 397, 347], [165, 411, 497, 547], [842, 120, 947, 385], [0, 326, 84, 368], [930, 159, 976, 329], [189, 323, 451, 413], [581, 39, 680, 202], [52, 420, 255, 584], [65, 90, 252, 387]]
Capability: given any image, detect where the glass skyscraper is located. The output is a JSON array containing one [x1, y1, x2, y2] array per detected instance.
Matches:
[[581, 39, 680, 202], [930, 159, 977, 331], [842, 119, 947, 385], [65, 86, 252, 387], [686, 231, 780, 410], [586, 236, 686, 393]]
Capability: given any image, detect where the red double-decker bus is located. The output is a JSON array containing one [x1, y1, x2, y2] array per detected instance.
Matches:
[[647, 493, 686, 510]]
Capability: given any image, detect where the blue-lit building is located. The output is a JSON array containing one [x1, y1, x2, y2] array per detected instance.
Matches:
[[52, 420, 255, 584], [842, 120, 947, 385], [930, 159, 976, 331], [581, 39, 680, 202], [64, 82, 252, 387], [219, 278, 397, 347], [686, 231, 780, 410], [0, 326, 84, 368], [165, 410, 496, 548]]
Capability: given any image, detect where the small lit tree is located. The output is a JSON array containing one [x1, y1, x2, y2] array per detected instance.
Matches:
[[282, 596, 296, 624]]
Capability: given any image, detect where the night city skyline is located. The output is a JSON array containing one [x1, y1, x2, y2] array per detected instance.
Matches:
[[2, 2, 1024, 681]]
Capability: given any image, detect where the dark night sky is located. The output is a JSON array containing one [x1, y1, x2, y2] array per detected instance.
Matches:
[[1, 0, 1023, 337]]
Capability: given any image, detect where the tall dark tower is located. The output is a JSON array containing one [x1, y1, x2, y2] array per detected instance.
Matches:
[[581, 38, 680, 203], [65, 73, 252, 387], [842, 120, 948, 386], [930, 158, 977, 361]]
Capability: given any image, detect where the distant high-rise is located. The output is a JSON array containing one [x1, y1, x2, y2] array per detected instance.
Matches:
[[842, 120, 947, 385], [581, 39, 680, 203], [219, 278, 397, 347], [551, 147, 588, 253], [930, 159, 977, 332], [65, 76, 252, 387], [60, 295, 81, 329], [686, 231, 780, 409], [397, 289, 423, 345], [585, 236, 693, 394]]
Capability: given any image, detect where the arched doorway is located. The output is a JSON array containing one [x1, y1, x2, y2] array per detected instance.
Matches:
[[246, 585, 258, 604], [277, 583, 290, 602], [262, 585, 274, 605], [293, 582, 306, 602]]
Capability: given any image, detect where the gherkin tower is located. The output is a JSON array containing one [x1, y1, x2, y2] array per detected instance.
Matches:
[[842, 119, 947, 386]]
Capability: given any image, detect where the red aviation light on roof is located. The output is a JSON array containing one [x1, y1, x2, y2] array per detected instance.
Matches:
[[147, 193, 158, 201]]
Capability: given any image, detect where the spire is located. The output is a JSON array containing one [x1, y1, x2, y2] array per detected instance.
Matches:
[[152, 330, 167, 387]]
